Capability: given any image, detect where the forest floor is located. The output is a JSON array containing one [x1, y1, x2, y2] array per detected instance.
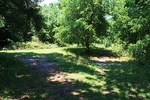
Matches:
[[0, 48, 150, 100]]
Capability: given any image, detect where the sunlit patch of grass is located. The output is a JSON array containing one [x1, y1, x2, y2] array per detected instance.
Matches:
[[67, 73, 106, 86], [47, 48, 150, 99]]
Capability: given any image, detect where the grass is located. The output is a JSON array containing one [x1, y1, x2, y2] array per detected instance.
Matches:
[[0, 53, 54, 100], [0, 47, 150, 99]]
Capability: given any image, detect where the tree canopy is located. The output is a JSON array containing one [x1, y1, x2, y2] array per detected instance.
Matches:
[[106, 0, 150, 43], [37, 3, 59, 43], [54, 0, 108, 51], [0, 0, 43, 31], [0, 0, 43, 47]]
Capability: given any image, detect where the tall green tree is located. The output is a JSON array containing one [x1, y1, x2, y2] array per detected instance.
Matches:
[[0, 0, 43, 31], [54, 0, 107, 51], [37, 3, 59, 43], [105, 0, 150, 64], [106, 0, 150, 43], [127, 0, 150, 41], [0, 0, 43, 46]]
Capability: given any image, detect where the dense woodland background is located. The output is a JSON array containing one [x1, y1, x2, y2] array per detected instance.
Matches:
[[0, 0, 150, 64]]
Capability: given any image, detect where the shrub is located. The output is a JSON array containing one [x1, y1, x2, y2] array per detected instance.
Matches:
[[107, 38, 128, 56], [6, 42, 58, 50], [128, 35, 150, 65]]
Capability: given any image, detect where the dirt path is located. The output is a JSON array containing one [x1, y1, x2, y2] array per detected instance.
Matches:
[[19, 58, 59, 74], [15, 55, 127, 99], [95, 56, 123, 66], [17, 55, 69, 82], [16, 55, 75, 99]]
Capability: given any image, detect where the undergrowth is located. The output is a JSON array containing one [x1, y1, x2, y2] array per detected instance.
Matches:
[[3, 42, 58, 50]]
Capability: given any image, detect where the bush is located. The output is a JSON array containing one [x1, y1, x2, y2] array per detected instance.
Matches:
[[128, 35, 150, 65], [102, 37, 112, 47], [6, 42, 58, 50], [107, 38, 128, 56]]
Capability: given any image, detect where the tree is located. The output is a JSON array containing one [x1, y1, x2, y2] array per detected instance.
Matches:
[[54, 0, 108, 52], [128, 0, 150, 41], [105, 0, 150, 64], [37, 3, 59, 43], [0, 0, 43, 47], [106, 0, 150, 43]]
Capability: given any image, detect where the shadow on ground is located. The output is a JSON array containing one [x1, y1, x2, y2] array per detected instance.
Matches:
[[64, 47, 117, 57], [0, 49, 150, 100]]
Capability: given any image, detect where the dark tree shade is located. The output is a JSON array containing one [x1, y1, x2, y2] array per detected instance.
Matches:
[[0, 0, 43, 47], [0, 0, 43, 32]]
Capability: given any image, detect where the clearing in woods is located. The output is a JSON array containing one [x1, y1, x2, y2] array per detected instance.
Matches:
[[0, 48, 150, 100]]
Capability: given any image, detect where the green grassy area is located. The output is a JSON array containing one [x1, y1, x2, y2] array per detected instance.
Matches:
[[0, 48, 150, 100], [0, 53, 55, 100]]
